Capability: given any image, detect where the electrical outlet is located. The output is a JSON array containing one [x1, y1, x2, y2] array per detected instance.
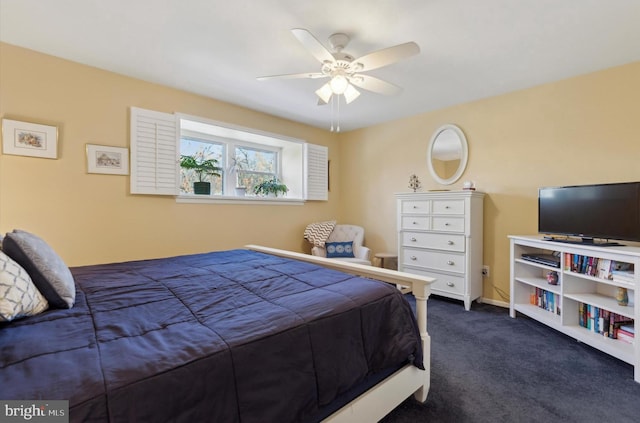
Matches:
[[482, 265, 490, 278]]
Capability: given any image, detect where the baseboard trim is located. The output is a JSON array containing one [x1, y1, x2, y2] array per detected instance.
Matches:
[[478, 297, 509, 309]]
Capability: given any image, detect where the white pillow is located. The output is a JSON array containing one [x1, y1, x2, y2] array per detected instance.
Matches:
[[0, 250, 49, 322]]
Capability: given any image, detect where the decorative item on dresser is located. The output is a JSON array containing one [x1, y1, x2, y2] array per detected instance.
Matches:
[[396, 190, 485, 310]]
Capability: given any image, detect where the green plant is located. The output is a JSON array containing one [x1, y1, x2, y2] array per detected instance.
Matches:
[[253, 178, 288, 197], [180, 155, 222, 182]]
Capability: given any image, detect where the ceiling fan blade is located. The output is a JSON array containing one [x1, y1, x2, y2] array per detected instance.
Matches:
[[350, 74, 402, 96], [256, 72, 326, 81], [291, 28, 335, 64], [351, 42, 420, 72]]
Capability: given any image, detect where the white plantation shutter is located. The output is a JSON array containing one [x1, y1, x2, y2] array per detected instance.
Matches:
[[304, 143, 328, 201], [130, 107, 179, 195]]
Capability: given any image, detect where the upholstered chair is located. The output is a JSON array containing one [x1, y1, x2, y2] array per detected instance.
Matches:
[[311, 224, 372, 265]]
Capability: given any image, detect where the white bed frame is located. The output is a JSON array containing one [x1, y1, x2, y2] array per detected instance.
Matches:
[[245, 245, 434, 422]]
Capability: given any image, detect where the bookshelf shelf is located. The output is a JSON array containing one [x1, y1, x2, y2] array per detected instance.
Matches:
[[514, 276, 561, 294], [510, 235, 640, 383], [564, 293, 634, 319], [513, 303, 561, 326], [563, 324, 634, 364]]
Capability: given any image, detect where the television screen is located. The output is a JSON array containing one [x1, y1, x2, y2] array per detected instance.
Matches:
[[538, 182, 640, 245]]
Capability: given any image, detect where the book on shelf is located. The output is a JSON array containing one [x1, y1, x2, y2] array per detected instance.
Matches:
[[601, 310, 608, 336], [532, 287, 560, 315], [611, 268, 634, 283], [609, 313, 634, 339], [567, 254, 602, 277], [617, 327, 634, 338], [565, 255, 634, 281], [618, 323, 634, 335], [596, 259, 612, 279], [578, 303, 634, 338], [615, 329, 634, 344]]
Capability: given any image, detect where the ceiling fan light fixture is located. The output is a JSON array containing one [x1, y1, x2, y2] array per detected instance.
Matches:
[[329, 75, 349, 94], [315, 82, 333, 103], [344, 84, 360, 104]]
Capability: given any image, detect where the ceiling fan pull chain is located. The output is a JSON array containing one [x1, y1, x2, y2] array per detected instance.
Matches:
[[330, 95, 335, 132], [336, 95, 341, 132]]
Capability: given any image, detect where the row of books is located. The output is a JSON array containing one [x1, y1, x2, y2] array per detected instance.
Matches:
[[530, 287, 561, 316], [578, 302, 634, 343], [564, 254, 635, 282]]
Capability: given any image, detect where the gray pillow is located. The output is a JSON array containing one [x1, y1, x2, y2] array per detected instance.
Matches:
[[2, 230, 75, 309]]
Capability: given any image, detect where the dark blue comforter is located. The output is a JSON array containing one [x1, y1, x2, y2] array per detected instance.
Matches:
[[0, 249, 422, 422]]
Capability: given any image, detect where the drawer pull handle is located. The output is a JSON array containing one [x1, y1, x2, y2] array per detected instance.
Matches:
[[445, 223, 450, 226], [413, 205, 418, 209], [447, 240, 454, 245], [411, 237, 417, 242], [446, 282, 455, 287], [445, 206, 450, 209], [413, 221, 418, 225], [410, 256, 417, 261], [447, 260, 455, 265]]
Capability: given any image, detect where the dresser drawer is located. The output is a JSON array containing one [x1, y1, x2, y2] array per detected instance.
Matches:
[[402, 267, 465, 295], [401, 200, 430, 214], [432, 199, 465, 215], [432, 216, 465, 232], [401, 216, 430, 230], [402, 232, 465, 252], [402, 248, 465, 274]]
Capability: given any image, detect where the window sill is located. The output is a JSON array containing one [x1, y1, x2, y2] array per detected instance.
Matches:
[[176, 195, 305, 205]]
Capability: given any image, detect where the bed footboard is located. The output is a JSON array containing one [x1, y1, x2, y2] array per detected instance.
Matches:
[[244, 245, 434, 418]]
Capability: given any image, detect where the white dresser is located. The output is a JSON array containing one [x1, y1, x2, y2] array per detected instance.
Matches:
[[396, 191, 485, 310]]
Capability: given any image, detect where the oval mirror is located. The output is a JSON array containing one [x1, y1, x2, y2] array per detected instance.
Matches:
[[427, 124, 469, 185]]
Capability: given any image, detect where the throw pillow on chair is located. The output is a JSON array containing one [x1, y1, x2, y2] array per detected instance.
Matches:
[[325, 241, 355, 258]]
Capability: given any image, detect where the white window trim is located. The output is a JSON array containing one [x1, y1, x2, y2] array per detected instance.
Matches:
[[130, 107, 328, 203], [176, 195, 304, 205]]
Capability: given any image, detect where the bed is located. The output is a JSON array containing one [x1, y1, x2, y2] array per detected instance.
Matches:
[[0, 234, 433, 423]]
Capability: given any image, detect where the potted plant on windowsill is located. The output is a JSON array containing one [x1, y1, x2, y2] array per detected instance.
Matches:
[[180, 155, 222, 195], [253, 178, 288, 197]]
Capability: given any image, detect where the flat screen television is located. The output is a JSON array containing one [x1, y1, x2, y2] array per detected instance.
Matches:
[[538, 181, 640, 246]]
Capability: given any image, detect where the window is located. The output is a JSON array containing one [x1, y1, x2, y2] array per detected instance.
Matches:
[[232, 146, 279, 195], [179, 135, 282, 197], [180, 137, 224, 195], [130, 107, 328, 202]]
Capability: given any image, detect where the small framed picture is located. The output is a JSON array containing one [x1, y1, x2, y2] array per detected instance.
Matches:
[[86, 144, 129, 175], [2, 118, 58, 159]]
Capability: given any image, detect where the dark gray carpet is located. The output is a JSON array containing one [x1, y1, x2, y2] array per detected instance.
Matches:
[[381, 296, 640, 423]]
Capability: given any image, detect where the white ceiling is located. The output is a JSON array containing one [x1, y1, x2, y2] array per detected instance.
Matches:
[[1, 0, 639, 132]]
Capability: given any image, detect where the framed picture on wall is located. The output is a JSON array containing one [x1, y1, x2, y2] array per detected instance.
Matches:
[[1, 118, 58, 159], [86, 144, 129, 175]]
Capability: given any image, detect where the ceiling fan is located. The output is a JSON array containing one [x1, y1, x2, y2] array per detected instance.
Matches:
[[257, 29, 420, 106]]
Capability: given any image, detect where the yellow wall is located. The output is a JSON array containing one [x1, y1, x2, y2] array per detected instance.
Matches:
[[339, 61, 640, 304], [0, 43, 341, 266], [2, 42, 639, 305]]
